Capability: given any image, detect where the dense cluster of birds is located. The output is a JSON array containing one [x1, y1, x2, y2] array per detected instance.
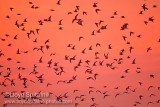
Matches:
[[0, 0, 160, 107]]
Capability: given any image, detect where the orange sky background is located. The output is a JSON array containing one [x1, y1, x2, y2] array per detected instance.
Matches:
[[0, 0, 160, 107]]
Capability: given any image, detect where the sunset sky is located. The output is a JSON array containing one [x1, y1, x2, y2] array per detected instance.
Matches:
[[0, 0, 160, 107]]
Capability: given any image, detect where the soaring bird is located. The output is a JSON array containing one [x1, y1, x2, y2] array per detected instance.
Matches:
[[147, 47, 152, 52]]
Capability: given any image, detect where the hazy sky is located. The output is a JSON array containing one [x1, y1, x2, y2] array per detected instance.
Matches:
[[0, 0, 160, 107]]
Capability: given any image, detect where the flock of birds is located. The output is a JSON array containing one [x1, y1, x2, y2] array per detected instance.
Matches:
[[0, 0, 160, 107]]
